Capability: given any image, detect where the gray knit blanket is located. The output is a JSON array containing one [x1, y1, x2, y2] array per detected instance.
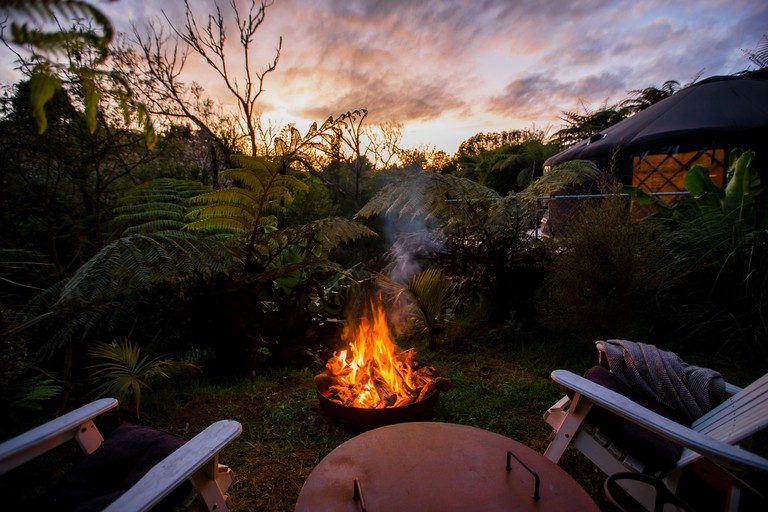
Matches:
[[596, 339, 726, 422]]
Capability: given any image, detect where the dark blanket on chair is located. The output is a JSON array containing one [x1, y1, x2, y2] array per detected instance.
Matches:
[[46, 422, 190, 512], [596, 339, 726, 422]]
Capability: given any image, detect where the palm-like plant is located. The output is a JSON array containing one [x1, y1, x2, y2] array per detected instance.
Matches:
[[87, 338, 195, 417], [551, 105, 629, 148], [378, 268, 454, 350], [742, 34, 768, 71], [619, 80, 681, 114]]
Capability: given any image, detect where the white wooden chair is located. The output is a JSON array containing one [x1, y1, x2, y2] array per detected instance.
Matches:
[[543, 370, 768, 511], [0, 397, 242, 511]]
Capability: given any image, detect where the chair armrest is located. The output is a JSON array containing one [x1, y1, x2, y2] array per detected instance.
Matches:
[[550, 370, 768, 473], [104, 419, 243, 512], [0, 397, 118, 475]]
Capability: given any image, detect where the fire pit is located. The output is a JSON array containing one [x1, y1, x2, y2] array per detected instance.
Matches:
[[314, 296, 450, 429]]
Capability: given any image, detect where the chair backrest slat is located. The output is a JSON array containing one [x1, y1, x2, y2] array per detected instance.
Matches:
[[691, 373, 768, 445]]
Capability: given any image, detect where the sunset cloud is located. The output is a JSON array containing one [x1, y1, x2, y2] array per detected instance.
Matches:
[[1, 0, 764, 154]]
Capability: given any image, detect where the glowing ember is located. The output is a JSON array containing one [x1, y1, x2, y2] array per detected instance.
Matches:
[[315, 297, 449, 409]]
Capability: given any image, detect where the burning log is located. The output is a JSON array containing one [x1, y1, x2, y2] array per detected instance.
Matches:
[[316, 350, 446, 409]]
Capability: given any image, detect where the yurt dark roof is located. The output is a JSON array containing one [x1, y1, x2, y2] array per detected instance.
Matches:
[[544, 75, 768, 173]]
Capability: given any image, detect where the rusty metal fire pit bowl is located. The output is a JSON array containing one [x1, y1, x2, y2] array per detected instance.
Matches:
[[315, 295, 452, 430], [316, 384, 442, 431]]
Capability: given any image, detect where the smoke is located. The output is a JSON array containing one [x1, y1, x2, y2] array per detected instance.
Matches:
[[385, 223, 444, 285], [376, 206, 445, 337]]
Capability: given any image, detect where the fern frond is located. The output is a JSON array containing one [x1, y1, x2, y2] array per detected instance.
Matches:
[[227, 154, 273, 173], [122, 220, 187, 235], [257, 259, 348, 284], [9, 375, 62, 411], [114, 203, 187, 217], [7, 0, 114, 57], [34, 302, 118, 360], [21, 234, 239, 359], [113, 179, 211, 236], [518, 160, 601, 204], [356, 171, 498, 222], [187, 201, 259, 220], [54, 234, 237, 305], [264, 218, 376, 265], [484, 196, 537, 238], [193, 189, 262, 208], [184, 217, 250, 234], [306, 217, 378, 253]]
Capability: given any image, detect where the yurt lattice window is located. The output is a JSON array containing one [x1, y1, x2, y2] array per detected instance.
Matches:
[[629, 147, 726, 218]]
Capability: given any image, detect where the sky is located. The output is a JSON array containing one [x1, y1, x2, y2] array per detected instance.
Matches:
[[2, 0, 767, 155]]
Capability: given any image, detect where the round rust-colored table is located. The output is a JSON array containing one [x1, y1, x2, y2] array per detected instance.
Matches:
[[295, 421, 598, 511]]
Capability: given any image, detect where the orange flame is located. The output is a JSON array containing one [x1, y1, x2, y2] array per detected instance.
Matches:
[[324, 297, 427, 408]]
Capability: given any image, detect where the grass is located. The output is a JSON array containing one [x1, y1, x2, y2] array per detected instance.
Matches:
[[134, 336, 605, 511], [2, 333, 764, 511]]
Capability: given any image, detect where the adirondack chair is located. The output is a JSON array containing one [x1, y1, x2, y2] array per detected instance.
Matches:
[[0, 397, 242, 511], [543, 369, 768, 512]]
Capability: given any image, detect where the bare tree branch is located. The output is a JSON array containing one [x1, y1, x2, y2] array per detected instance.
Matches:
[[114, 0, 282, 160]]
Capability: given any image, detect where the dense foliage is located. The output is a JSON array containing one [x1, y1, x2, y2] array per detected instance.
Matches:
[[1, 1, 766, 441]]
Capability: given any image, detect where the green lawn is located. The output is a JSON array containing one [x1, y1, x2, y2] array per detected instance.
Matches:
[[137, 337, 604, 511], [2, 335, 764, 511]]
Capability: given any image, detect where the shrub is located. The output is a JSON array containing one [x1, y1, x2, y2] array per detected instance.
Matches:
[[542, 182, 681, 342]]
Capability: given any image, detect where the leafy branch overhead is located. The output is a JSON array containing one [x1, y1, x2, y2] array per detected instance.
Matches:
[[1, 0, 156, 145], [4, 0, 113, 56]]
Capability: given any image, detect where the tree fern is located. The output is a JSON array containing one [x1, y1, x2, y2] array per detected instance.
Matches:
[[356, 171, 499, 223], [517, 159, 601, 205], [19, 234, 240, 359], [186, 154, 309, 265], [56, 234, 237, 304], [184, 151, 377, 272], [357, 166, 603, 323], [113, 178, 212, 236]]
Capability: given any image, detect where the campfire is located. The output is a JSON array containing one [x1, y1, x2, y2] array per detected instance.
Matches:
[[315, 296, 449, 425]]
